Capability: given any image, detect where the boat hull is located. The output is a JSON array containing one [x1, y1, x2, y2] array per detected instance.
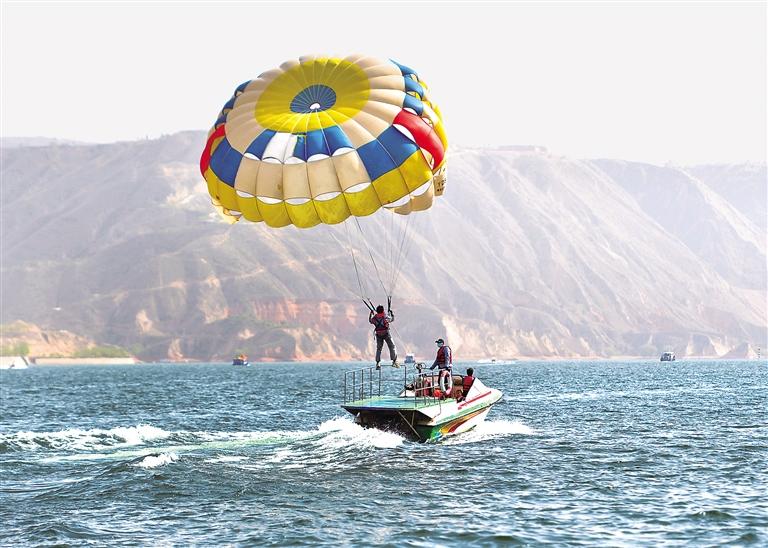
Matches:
[[343, 389, 502, 442], [418, 405, 493, 441]]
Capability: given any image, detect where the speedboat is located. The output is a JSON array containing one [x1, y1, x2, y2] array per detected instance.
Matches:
[[660, 351, 676, 362], [341, 364, 502, 442], [232, 354, 249, 366]]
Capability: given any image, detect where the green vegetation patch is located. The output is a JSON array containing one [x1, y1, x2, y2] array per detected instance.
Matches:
[[0, 342, 30, 356]]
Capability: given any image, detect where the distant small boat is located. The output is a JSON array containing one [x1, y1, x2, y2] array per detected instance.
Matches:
[[476, 357, 517, 365], [404, 353, 416, 365], [660, 352, 676, 362], [232, 354, 250, 366]]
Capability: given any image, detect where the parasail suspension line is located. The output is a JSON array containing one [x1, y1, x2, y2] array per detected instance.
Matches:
[[390, 213, 413, 294], [343, 221, 370, 304], [354, 216, 389, 298]]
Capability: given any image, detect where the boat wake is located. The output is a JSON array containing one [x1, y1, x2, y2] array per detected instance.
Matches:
[[317, 416, 404, 449], [3, 417, 527, 470], [0, 424, 170, 453], [134, 452, 179, 469], [2, 416, 405, 466], [443, 419, 535, 445]]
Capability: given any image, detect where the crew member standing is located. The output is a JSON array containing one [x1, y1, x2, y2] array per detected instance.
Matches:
[[430, 338, 453, 397]]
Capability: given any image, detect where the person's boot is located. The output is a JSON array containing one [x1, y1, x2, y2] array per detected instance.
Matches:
[[392, 359, 400, 368]]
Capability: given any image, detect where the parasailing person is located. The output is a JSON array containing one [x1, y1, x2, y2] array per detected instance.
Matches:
[[369, 303, 397, 370]]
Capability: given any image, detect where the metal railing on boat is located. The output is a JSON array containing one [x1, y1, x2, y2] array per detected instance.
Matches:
[[342, 364, 443, 411]]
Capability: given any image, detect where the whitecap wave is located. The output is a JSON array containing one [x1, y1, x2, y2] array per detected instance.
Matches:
[[1, 424, 170, 452], [135, 452, 178, 469]]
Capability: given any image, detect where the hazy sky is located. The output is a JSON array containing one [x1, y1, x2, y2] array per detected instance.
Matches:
[[1, 1, 765, 164]]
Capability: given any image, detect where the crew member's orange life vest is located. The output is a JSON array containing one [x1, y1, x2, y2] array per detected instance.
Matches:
[[434, 345, 452, 367], [462, 375, 474, 392]]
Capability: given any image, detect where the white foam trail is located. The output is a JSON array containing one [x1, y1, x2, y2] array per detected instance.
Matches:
[[186, 430, 315, 446], [444, 420, 534, 445], [204, 455, 249, 464], [318, 416, 359, 434], [31, 417, 402, 466], [135, 452, 178, 469], [39, 431, 310, 463], [110, 425, 169, 445], [317, 416, 404, 449], [264, 449, 293, 463], [2, 424, 170, 451]]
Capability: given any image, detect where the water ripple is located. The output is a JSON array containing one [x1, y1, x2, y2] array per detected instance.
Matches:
[[1, 360, 766, 546]]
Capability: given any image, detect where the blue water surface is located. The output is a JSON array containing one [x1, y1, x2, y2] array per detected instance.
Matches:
[[1, 360, 766, 546]]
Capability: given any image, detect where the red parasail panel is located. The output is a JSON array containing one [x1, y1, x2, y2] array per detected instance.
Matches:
[[393, 110, 445, 169], [200, 125, 227, 176]]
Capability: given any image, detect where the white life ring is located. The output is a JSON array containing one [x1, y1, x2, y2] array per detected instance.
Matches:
[[439, 370, 453, 396]]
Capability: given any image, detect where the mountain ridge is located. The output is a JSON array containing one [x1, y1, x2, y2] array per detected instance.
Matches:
[[1, 132, 765, 361]]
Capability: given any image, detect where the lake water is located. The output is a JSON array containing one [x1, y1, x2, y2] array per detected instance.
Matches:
[[1, 360, 766, 546]]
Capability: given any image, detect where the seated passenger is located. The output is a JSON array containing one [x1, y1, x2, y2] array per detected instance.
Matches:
[[460, 367, 475, 401]]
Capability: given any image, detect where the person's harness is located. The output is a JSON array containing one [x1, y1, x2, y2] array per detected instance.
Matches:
[[371, 313, 390, 335]]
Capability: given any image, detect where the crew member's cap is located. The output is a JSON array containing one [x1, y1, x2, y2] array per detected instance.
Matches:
[[435, 338, 445, 344]]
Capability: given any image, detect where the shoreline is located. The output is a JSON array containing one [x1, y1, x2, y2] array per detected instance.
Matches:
[[29, 357, 137, 365], [11, 356, 764, 366]]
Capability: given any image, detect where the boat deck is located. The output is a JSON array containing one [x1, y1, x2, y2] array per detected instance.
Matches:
[[342, 395, 446, 411]]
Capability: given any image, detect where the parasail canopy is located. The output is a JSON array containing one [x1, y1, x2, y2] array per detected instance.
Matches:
[[200, 54, 448, 228]]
